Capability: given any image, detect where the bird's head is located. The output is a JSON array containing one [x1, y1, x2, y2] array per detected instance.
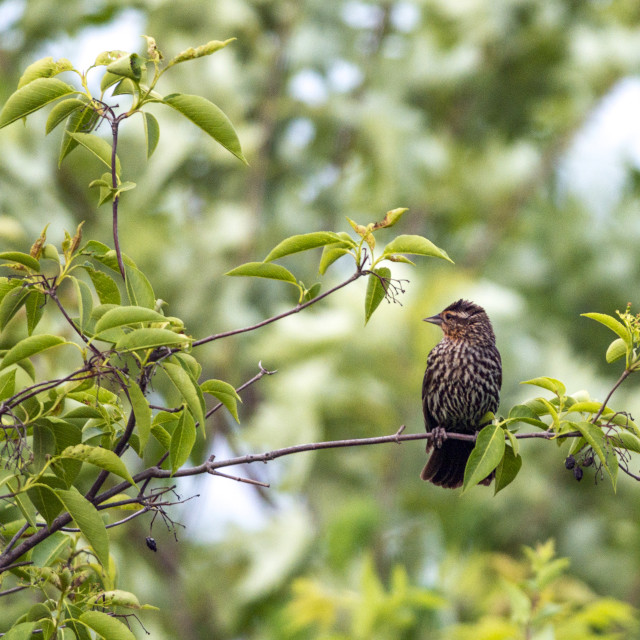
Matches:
[[424, 299, 495, 343]]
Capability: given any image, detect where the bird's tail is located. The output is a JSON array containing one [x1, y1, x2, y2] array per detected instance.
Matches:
[[420, 440, 493, 489]]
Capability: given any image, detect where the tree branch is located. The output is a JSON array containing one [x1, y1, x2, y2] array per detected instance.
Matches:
[[191, 270, 364, 348]]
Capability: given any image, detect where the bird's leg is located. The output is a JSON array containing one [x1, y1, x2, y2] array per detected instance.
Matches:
[[431, 426, 447, 448]]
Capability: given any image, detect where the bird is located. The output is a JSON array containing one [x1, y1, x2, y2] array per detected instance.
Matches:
[[420, 299, 502, 488]]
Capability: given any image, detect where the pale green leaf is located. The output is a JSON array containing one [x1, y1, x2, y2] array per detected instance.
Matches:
[[56, 487, 109, 568], [94, 306, 168, 334], [381, 234, 453, 263], [163, 361, 205, 427], [201, 379, 241, 422], [162, 93, 247, 164], [494, 445, 522, 494], [520, 376, 566, 396], [170, 410, 196, 475], [0, 78, 76, 129], [263, 232, 343, 262], [45, 97, 87, 134], [18, 57, 73, 88], [0, 334, 67, 370], [226, 261, 298, 285], [128, 383, 151, 451], [60, 444, 136, 487], [124, 263, 155, 308], [79, 610, 136, 640], [606, 338, 627, 363], [106, 53, 143, 81], [462, 424, 505, 492], [142, 111, 160, 158], [364, 267, 390, 325], [582, 312, 631, 345], [115, 328, 191, 352], [0, 251, 40, 271], [59, 105, 98, 166], [67, 132, 121, 175], [82, 264, 121, 305]]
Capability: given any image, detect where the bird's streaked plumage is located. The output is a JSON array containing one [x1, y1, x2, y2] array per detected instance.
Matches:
[[421, 299, 502, 488]]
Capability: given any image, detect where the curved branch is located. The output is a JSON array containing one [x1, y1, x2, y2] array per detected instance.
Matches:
[[191, 270, 364, 348]]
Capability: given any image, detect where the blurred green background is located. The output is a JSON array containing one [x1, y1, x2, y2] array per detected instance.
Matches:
[[2, 0, 640, 637]]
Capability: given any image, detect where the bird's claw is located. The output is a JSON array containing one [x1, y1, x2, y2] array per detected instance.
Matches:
[[432, 426, 447, 448]]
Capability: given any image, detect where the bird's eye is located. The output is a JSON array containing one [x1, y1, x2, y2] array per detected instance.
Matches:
[[442, 311, 451, 320]]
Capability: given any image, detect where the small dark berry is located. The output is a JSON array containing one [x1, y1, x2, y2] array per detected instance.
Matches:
[[582, 453, 594, 467], [573, 466, 583, 481], [565, 455, 575, 470], [145, 537, 157, 552]]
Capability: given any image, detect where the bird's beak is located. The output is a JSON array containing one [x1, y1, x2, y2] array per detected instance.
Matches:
[[423, 314, 443, 325]]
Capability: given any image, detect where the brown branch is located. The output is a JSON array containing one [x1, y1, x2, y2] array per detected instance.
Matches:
[[191, 270, 364, 348], [592, 369, 632, 423], [206, 361, 277, 420]]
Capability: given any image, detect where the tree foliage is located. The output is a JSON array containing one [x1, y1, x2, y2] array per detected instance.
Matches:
[[1, 2, 640, 638]]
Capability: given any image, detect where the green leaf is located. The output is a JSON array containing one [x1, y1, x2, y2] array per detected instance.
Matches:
[[142, 111, 160, 158], [494, 445, 522, 494], [95, 306, 168, 334], [162, 92, 247, 164], [167, 38, 236, 67], [18, 56, 73, 88], [124, 263, 155, 308], [68, 132, 121, 175], [59, 444, 136, 487], [163, 361, 205, 428], [106, 53, 143, 81], [263, 232, 343, 262], [128, 383, 151, 451], [79, 610, 136, 640], [507, 404, 548, 429], [87, 589, 157, 610], [462, 423, 505, 492], [25, 290, 45, 335], [0, 78, 77, 129], [606, 338, 627, 364], [319, 245, 352, 275], [2, 622, 38, 640], [115, 328, 191, 352], [45, 97, 87, 134], [0, 368, 16, 400], [0, 285, 29, 330], [70, 276, 93, 332], [381, 234, 453, 263], [520, 376, 566, 396], [0, 334, 67, 370], [59, 104, 98, 165], [31, 531, 70, 568], [201, 379, 241, 422], [55, 487, 109, 568], [572, 421, 618, 489], [226, 261, 298, 285], [582, 312, 631, 345], [0, 251, 40, 271], [567, 401, 610, 415], [169, 410, 196, 475], [82, 264, 121, 305], [26, 482, 64, 527], [364, 267, 390, 324]]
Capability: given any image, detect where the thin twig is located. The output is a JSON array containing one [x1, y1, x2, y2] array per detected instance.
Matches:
[[206, 361, 277, 419], [0, 522, 29, 560], [592, 369, 632, 423], [0, 585, 29, 598], [190, 270, 364, 348]]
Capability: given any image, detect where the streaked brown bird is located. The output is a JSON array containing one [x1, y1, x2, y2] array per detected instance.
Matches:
[[421, 299, 502, 488]]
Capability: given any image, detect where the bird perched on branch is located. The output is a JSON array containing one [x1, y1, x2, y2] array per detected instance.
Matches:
[[421, 299, 502, 488]]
